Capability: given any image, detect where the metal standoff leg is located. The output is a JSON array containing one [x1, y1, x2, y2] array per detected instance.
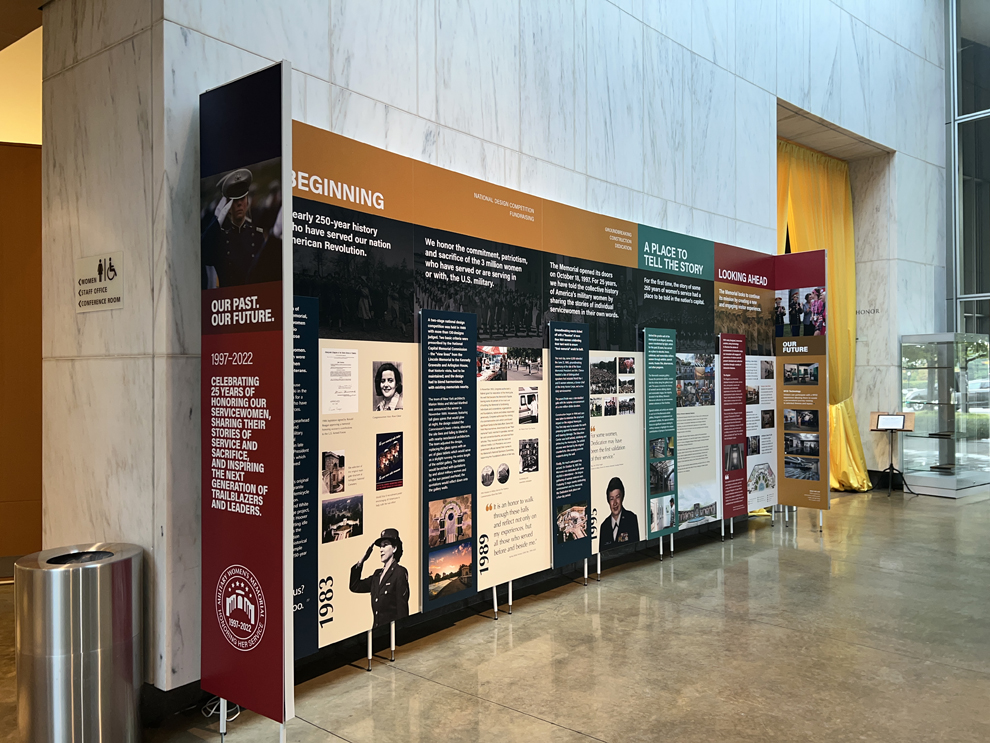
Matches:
[[220, 698, 227, 741], [784, 505, 789, 527], [659, 535, 663, 561], [583, 558, 588, 586], [819, 510, 823, 533], [596, 552, 601, 581], [492, 585, 499, 620], [508, 580, 513, 614], [390, 621, 396, 661], [280, 722, 286, 743], [669, 533, 674, 555], [730, 518, 734, 539], [367, 629, 373, 671], [771, 505, 775, 527], [721, 519, 725, 542]]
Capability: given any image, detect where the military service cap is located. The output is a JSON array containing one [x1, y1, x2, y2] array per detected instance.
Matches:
[[221, 168, 253, 200]]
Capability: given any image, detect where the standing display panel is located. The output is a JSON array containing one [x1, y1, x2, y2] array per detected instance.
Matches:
[[199, 62, 294, 723], [644, 329, 679, 537], [775, 251, 829, 509], [719, 334, 748, 519], [420, 310, 479, 608], [714, 244, 778, 511], [549, 323, 592, 566]]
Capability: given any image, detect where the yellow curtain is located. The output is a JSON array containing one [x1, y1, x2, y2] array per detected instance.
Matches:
[[777, 140, 871, 491]]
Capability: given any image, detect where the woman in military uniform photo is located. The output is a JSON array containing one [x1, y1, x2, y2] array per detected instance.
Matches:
[[349, 528, 410, 628]]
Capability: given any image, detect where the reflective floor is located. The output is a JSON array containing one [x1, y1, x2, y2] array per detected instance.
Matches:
[[3, 491, 990, 741]]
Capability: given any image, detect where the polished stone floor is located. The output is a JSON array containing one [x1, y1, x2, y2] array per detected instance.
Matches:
[[3, 491, 990, 741]]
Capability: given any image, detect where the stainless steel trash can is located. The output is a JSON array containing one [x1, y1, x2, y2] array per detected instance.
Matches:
[[15, 543, 143, 742]]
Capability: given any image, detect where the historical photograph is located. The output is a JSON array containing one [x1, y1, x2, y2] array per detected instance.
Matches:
[[590, 357, 618, 394], [723, 442, 745, 472], [321, 494, 363, 543], [649, 459, 676, 495], [649, 436, 675, 459], [427, 541, 473, 600], [618, 376, 635, 393], [603, 396, 618, 416], [201, 158, 283, 290], [746, 386, 760, 405], [675, 353, 716, 406], [481, 465, 495, 487], [375, 433, 402, 491], [619, 357, 636, 375], [783, 362, 820, 386], [677, 379, 715, 407], [600, 477, 640, 551], [590, 398, 604, 417], [747, 435, 761, 456], [427, 495, 472, 548], [349, 528, 409, 626], [555, 502, 588, 543], [321, 450, 345, 495], [618, 396, 636, 415], [760, 360, 775, 379], [761, 409, 775, 429], [505, 347, 543, 380], [519, 387, 539, 424], [783, 408, 819, 432], [372, 361, 404, 411], [519, 438, 539, 473], [784, 432, 820, 456], [497, 463, 510, 484], [784, 455, 821, 481], [477, 346, 508, 382]]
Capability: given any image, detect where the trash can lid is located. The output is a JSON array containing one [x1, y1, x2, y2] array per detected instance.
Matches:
[[15, 542, 143, 571]]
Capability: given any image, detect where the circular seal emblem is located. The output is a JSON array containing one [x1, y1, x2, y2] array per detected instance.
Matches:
[[215, 565, 266, 651]]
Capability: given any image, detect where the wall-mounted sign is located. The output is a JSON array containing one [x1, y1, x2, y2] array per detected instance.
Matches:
[[75, 252, 123, 312]]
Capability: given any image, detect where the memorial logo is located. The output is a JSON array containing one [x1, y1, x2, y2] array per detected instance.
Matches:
[[216, 565, 267, 651]]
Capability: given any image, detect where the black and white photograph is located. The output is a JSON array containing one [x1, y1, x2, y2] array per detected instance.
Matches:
[[428, 495, 472, 548], [618, 396, 636, 415], [603, 396, 618, 416], [349, 527, 410, 626], [427, 541, 472, 600], [649, 459, 676, 495], [649, 436, 674, 459], [784, 408, 819, 432], [723, 442, 745, 472], [746, 386, 760, 405], [747, 435, 761, 456], [481, 465, 495, 487], [590, 398, 604, 417], [518, 387, 539, 424], [783, 362, 820, 386], [555, 502, 588, 543], [760, 360, 775, 379], [321, 450, 345, 495], [519, 438, 539, 473], [618, 376, 635, 393], [784, 455, 821, 481], [372, 361, 404, 411], [591, 357, 618, 394], [761, 409, 775, 429], [322, 494, 363, 543], [201, 158, 283, 290], [497, 463, 510, 484], [784, 432, 820, 456], [375, 433, 403, 490]]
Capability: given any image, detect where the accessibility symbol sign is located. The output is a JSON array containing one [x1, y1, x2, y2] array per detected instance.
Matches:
[[75, 251, 124, 313]]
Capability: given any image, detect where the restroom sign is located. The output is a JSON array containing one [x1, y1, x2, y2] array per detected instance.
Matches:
[[75, 251, 124, 312]]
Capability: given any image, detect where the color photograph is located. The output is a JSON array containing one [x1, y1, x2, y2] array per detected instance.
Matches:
[[428, 542, 473, 600], [603, 396, 618, 416], [590, 398, 604, 417], [649, 459, 676, 495], [618, 376, 635, 393], [775, 287, 826, 337], [747, 435, 761, 455], [477, 346, 508, 382], [784, 455, 821, 481], [746, 386, 760, 405], [761, 409, 775, 429], [321, 494, 363, 543], [649, 436, 674, 459], [760, 360, 775, 379], [428, 495, 472, 548], [783, 408, 819, 432], [618, 396, 636, 415], [783, 362, 820, 385], [555, 502, 588, 542], [375, 433, 402, 490]]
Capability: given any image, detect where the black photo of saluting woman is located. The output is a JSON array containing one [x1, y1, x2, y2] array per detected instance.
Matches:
[[350, 528, 409, 627]]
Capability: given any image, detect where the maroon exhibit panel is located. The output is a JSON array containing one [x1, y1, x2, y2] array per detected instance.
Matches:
[[719, 334, 748, 519], [199, 62, 293, 723]]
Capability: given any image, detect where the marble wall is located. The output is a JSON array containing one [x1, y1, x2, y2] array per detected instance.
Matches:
[[41, 0, 946, 690]]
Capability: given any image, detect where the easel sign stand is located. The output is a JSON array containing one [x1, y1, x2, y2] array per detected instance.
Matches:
[[870, 412, 916, 496]]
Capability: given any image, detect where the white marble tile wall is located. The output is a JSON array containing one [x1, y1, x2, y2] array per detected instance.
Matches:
[[41, 0, 951, 692]]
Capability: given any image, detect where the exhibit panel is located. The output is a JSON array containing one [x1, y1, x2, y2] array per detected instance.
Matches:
[[775, 251, 829, 509], [719, 334, 748, 519], [713, 244, 778, 512], [199, 62, 294, 723], [644, 328, 679, 538]]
